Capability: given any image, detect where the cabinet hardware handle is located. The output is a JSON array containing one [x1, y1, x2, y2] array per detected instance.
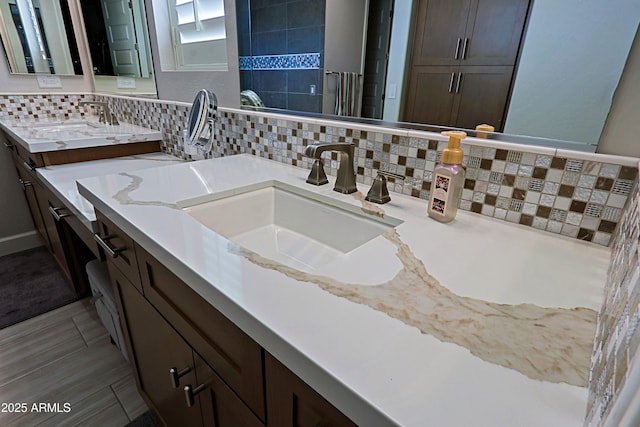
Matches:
[[93, 233, 124, 258], [3, 141, 14, 149], [18, 178, 32, 190], [169, 367, 192, 388], [23, 160, 36, 171], [448, 72, 456, 93], [184, 384, 206, 407], [454, 37, 461, 60], [49, 206, 69, 221], [461, 37, 469, 60], [455, 72, 462, 93]]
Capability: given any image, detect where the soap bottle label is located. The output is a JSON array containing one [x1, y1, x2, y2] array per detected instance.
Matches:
[[429, 173, 451, 216]]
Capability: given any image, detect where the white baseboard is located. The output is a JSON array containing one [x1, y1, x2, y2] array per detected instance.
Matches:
[[0, 231, 43, 257]]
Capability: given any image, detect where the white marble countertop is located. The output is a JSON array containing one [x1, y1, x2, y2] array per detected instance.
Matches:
[[77, 154, 609, 427], [0, 118, 163, 153], [37, 153, 184, 232]]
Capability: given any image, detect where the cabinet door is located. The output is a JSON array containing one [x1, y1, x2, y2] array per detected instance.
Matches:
[[95, 211, 142, 292], [34, 181, 72, 282], [452, 66, 514, 130], [14, 165, 49, 247], [136, 244, 266, 421], [194, 353, 264, 427], [462, 0, 530, 66], [411, 0, 472, 66], [110, 262, 202, 427], [265, 353, 357, 427], [404, 66, 459, 126]]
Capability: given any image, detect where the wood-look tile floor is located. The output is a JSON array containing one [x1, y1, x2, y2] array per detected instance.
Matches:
[[0, 298, 147, 426]]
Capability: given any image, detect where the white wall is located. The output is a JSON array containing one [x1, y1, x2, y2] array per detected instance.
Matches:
[[504, 0, 640, 145], [598, 27, 640, 157]]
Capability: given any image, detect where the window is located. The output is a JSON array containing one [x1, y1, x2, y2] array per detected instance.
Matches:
[[167, 0, 227, 70]]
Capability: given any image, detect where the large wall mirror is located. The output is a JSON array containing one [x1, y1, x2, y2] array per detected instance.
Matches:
[[0, 0, 82, 75], [78, 0, 156, 94], [235, 0, 640, 151]]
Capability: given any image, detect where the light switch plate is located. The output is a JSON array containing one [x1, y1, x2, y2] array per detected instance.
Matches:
[[37, 75, 62, 88], [117, 77, 136, 89]]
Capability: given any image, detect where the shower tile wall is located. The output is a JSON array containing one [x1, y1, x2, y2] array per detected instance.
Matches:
[[237, 0, 326, 112]]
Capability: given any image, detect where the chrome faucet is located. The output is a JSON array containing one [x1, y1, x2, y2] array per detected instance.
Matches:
[[79, 101, 119, 125], [304, 142, 357, 194]]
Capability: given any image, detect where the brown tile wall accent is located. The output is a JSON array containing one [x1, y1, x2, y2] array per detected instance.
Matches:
[[0, 94, 90, 120], [1, 93, 637, 248], [585, 182, 640, 426]]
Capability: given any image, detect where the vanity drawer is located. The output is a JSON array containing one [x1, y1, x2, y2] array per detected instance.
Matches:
[[135, 244, 266, 422], [94, 211, 142, 293], [12, 138, 45, 172]]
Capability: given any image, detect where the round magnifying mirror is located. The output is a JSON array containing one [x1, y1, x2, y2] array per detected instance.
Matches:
[[187, 89, 217, 145]]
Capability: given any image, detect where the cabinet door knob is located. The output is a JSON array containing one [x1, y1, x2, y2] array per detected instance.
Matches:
[[184, 384, 206, 407], [169, 366, 192, 388], [3, 141, 14, 149]]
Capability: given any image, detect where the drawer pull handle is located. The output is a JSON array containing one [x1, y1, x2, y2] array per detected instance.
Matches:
[[49, 206, 69, 221], [184, 384, 206, 407], [23, 160, 36, 171], [93, 233, 124, 258], [169, 367, 192, 388], [3, 141, 14, 149], [454, 37, 461, 60], [18, 178, 32, 190]]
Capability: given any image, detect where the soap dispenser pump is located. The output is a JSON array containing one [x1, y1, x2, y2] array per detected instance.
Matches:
[[428, 131, 466, 223]]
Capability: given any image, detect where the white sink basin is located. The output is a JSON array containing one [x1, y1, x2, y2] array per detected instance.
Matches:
[[179, 181, 403, 270], [30, 120, 130, 138]]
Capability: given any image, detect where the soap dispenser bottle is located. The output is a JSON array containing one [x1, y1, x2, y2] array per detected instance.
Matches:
[[428, 131, 466, 223]]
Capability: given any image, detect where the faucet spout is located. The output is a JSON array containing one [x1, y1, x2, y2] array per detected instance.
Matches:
[[79, 101, 119, 125], [305, 142, 357, 194]]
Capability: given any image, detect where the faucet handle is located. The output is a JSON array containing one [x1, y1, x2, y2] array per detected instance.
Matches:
[[306, 158, 329, 186], [365, 170, 404, 204]]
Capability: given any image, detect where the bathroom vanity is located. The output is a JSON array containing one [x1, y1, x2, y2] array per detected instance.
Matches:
[[0, 117, 162, 294], [79, 154, 609, 427]]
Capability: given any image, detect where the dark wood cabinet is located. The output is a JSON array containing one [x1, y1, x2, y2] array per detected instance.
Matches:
[[3, 130, 160, 295], [109, 261, 202, 427], [404, 0, 530, 130], [97, 211, 359, 427], [135, 243, 266, 422], [405, 65, 514, 130], [14, 164, 49, 248], [265, 352, 358, 427]]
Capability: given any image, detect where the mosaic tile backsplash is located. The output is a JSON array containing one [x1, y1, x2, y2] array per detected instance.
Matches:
[[0, 93, 637, 249], [2, 92, 640, 425], [585, 182, 640, 426]]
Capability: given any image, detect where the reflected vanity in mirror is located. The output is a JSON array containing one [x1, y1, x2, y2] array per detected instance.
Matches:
[[186, 88, 218, 150], [0, 0, 82, 75], [235, 0, 640, 151]]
